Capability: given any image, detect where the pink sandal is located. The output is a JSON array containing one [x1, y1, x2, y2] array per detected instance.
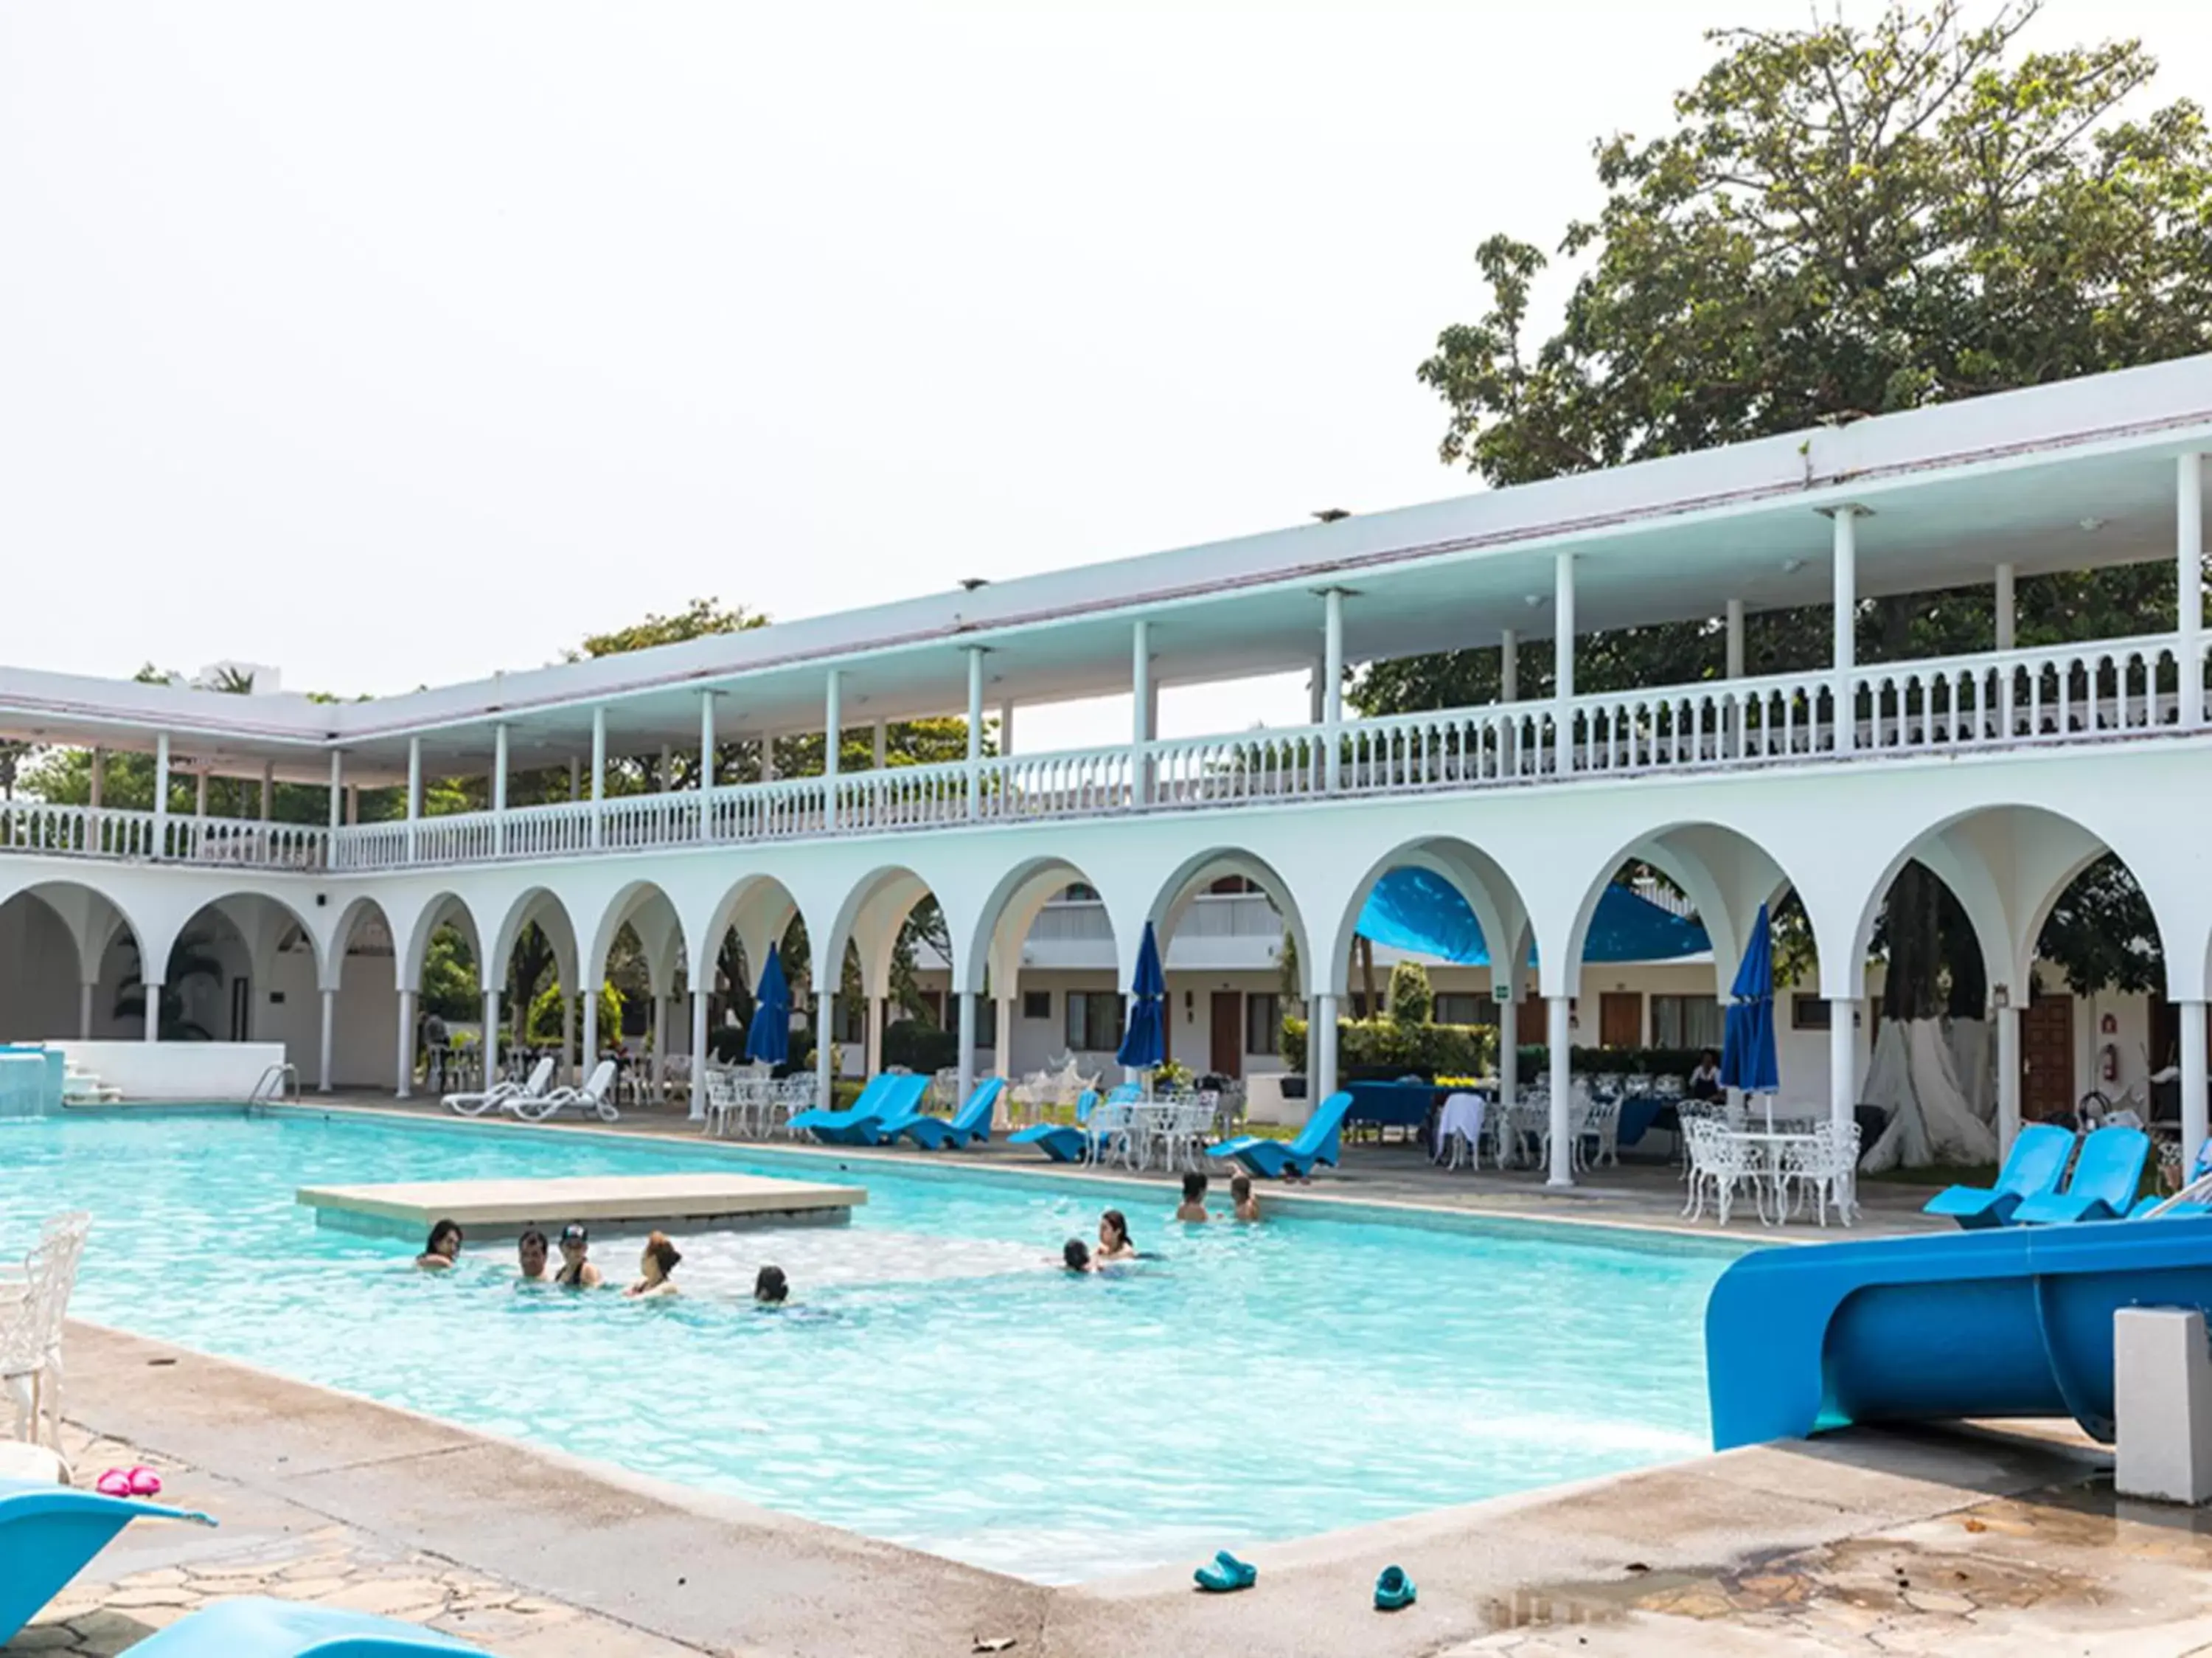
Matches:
[[126, 1466, 163, 1496], [95, 1468, 133, 1497]]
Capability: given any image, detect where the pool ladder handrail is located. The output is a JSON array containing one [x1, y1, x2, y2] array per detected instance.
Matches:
[[249, 1062, 299, 1105]]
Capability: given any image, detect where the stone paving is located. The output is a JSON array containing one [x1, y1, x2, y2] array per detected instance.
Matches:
[[18, 1424, 710, 1657]]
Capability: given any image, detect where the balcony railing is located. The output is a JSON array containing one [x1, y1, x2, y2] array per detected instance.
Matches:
[[4, 631, 2201, 876]]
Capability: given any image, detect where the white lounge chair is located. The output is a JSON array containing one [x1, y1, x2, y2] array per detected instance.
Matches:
[[511, 1058, 619, 1123], [443, 1057, 552, 1117]]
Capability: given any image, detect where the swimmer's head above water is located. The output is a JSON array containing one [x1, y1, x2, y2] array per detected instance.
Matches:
[[1062, 1238, 1091, 1272], [754, 1264, 789, 1304]]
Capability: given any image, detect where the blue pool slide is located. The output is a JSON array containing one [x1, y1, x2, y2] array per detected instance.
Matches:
[[129, 1596, 490, 1655], [1705, 1215, 2212, 1451], [0, 1478, 215, 1646]]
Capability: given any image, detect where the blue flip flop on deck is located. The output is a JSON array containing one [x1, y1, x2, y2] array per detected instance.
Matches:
[[1193, 1550, 1257, 1592], [1374, 1564, 1416, 1610]]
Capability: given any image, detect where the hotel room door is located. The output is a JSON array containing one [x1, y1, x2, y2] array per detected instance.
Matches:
[[1210, 992, 1242, 1080]]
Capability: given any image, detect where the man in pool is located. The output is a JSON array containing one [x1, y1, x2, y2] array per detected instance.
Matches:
[[1175, 1172, 1210, 1223], [754, 1264, 789, 1305], [515, 1228, 552, 1283], [416, 1218, 463, 1271]]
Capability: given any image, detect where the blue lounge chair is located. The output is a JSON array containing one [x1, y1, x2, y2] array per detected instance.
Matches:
[[891, 1077, 1005, 1149], [788, 1074, 928, 1146], [2014, 1124, 2152, 1225], [1921, 1122, 2073, 1228], [0, 1477, 215, 1647], [127, 1596, 489, 1655], [1009, 1085, 1141, 1162], [1208, 1090, 1352, 1180]]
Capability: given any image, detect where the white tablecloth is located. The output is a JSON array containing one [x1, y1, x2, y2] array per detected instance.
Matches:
[[1434, 1092, 1487, 1162]]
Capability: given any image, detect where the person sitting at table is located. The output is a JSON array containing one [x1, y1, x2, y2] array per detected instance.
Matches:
[[1175, 1173, 1210, 1224], [1687, 1050, 1724, 1101]]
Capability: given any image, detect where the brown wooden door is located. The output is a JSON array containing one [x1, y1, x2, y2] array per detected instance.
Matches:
[[2022, 993, 2075, 1123], [1599, 992, 1641, 1050], [1210, 992, 1243, 1079]]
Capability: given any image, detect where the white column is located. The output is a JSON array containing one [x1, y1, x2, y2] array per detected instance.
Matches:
[[568, 756, 580, 802], [994, 991, 1017, 1083], [1994, 563, 2017, 652], [997, 699, 1015, 755], [1308, 658, 1326, 725], [581, 975, 599, 1085], [1553, 554, 1575, 777], [259, 759, 274, 823], [956, 991, 977, 1110], [658, 743, 672, 792], [318, 988, 335, 1093], [871, 718, 887, 770], [589, 706, 606, 849], [142, 979, 161, 1042], [700, 690, 718, 790], [1311, 993, 1338, 1100], [395, 987, 415, 1097], [2182, 454, 2205, 727], [88, 749, 105, 811], [481, 989, 500, 1084], [966, 647, 985, 820], [2183, 999, 2208, 1178], [815, 991, 835, 1106], [1499, 628, 1518, 702], [77, 982, 94, 1040], [651, 992, 667, 1097], [824, 669, 843, 830], [346, 785, 359, 825], [1545, 995, 1573, 1187], [1832, 507, 1859, 752], [194, 770, 208, 819], [327, 752, 343, 833], [1496, 989, 1517, 1108], [864, 993, 883, 1078], [152, 732, 170, 856], [492, 723, 509, 856], [405, 737, 422, 862], [760, 733, 777, 783], [690, 990, 709, 1120], [1832, 999, 1861, 1140], [1131, 620, 1152, 805], [1725, 600, 1745, 679], [1995, 1000, 2021, 1159], [1321, 592, 1344, 791]]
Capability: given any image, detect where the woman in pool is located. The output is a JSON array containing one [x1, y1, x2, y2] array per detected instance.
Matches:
[[625, 1232, 683, 1299], [1095, 1210, 1136, 1263], [553, 1223, 602, 1288], [417, 1218, 463, 1272]]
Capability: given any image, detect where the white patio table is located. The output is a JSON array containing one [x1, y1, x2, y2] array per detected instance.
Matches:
[[1719, 1129, 1824, 1224]]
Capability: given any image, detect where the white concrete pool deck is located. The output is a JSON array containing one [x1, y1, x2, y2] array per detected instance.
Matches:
[[296, 1171, 864, 1238]]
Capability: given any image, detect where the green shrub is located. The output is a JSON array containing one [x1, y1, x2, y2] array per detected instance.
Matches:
[[1279, 1014, 1495, 1079], [1387, 961, 1433, 1026], [883, 1016, 958, 1074], [525, 982, 625, 1050]]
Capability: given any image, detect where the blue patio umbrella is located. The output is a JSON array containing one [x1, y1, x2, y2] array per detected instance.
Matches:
[[745, 948, 790, 1067], [1116, 921, 1166, 1077], [1720, 903, 1781, 1125]]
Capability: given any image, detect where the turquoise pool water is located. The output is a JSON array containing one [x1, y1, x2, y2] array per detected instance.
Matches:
[[0, 1109, 1740, 1582]]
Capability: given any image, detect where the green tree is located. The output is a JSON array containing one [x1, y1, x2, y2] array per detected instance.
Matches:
[[1382, 0, 2212, 1010], [1387, 960, 1433, 1026]]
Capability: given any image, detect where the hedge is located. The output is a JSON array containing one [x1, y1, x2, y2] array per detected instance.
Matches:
[[1280, 1016, 1704, 1084]]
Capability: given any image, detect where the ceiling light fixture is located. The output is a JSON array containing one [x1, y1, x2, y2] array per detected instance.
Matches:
[[1523, 593, 1546, 608], [1781, 558, 1806, 574], [2079, 517, 2107, 533]]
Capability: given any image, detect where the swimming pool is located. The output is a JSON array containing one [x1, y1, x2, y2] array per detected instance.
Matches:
[[0, 1108, 1742, 1583]]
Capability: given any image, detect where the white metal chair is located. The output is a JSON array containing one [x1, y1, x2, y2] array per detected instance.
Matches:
[[1779, 1122, 1862, 1228], [1682, 1119, 1759, 1226], [0, 1213, 89, 1453], [1085, 1098, 1137, 1168], [702, 1068, 742, 1137]]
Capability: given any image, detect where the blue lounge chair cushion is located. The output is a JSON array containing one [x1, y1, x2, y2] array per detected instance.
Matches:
[[0, 1480, 215, 1647], [897, 1078, 1005, 1149], [1922, 1123, 2074, 1228], [2014, 1125, 2152, 1226], [788, 1073, 895, 1135], [793, 1075, 930, 1145], [126, 1595, 489, 1655], [1207, 1091, 1352, 1179]]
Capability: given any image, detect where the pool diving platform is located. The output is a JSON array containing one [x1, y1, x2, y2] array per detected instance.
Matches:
[[297, 1172, 867, 1239]]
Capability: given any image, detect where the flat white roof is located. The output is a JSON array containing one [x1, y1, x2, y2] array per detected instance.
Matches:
[[4, 353, 2208, 783]]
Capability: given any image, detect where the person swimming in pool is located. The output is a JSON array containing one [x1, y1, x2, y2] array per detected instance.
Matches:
[[1175, 1172, 1210, 1224], [515, 1229, 552, 1283], [553, 1223, 602, 1288], [1095, 1209, 1137, 1263], [625, 1232, 682, 1299], [1062, 1238, 1092, 1272], [417, 1218, 463, 1272], [1231, 1172, 1261, 1223], [754, 1264, 789, 1305]]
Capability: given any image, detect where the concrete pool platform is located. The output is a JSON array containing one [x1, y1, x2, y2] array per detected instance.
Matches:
[[296, 1171, 865, 1239], [57, 1318, 2212, 1658]]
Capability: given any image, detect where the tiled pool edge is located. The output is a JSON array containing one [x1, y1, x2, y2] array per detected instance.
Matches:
[[60, 1316, 2113, 1658]]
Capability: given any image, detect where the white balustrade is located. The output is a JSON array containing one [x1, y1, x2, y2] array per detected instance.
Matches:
[[501, 799, 598, 859], [1338, 707, 1545, 794], [411, 811, 499, 866], [705, 778, 827, 842], [327, 820, 409, 871], [976, 746, 1134, 821], [831, 762, 968, 834], [1150, 728, 1326, 808], [0, 802, 160, 859]]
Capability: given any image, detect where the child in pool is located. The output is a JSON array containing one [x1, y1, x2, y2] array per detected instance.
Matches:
[[1175, 1173, 1210, 1224]]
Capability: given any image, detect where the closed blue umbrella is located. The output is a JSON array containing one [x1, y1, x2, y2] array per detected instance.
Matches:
[[1720, 903, 1780, 1123], [1116, 921, 1166, 1075], [745, 948, 790, 1066]]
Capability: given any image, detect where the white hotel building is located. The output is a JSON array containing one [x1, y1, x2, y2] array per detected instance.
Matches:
[[3, 358, 2211, 1184]]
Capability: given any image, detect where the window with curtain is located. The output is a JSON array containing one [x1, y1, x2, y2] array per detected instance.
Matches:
[[1652, 995, 1725, 1050], [1244, 993, 1280, 1055], [1065, 991, 1124, 1052]]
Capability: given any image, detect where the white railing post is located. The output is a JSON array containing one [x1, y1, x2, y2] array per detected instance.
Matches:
[[1831, 506, 1860, 752], [327, 751, 343, 843], [492, 723, 509, 856], [1552, 555, 1574, 776], [589, 706, 606, 849], [406, 736, 422, 864], [152, 732, 170, 859], [2181, 454, 2205, 727], [700, 689, 717, 791], [967, 646, 985, 821], [824, 669, 843, 830], [1131, 620, 1152, 807], [395, 986, 415, 1098]]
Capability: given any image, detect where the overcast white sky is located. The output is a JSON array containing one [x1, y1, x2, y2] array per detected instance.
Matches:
[[2, 1, 2205, 753]]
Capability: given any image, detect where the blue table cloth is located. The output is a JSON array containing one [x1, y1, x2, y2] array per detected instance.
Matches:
[[1346, 1081, 1441, 1129]]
